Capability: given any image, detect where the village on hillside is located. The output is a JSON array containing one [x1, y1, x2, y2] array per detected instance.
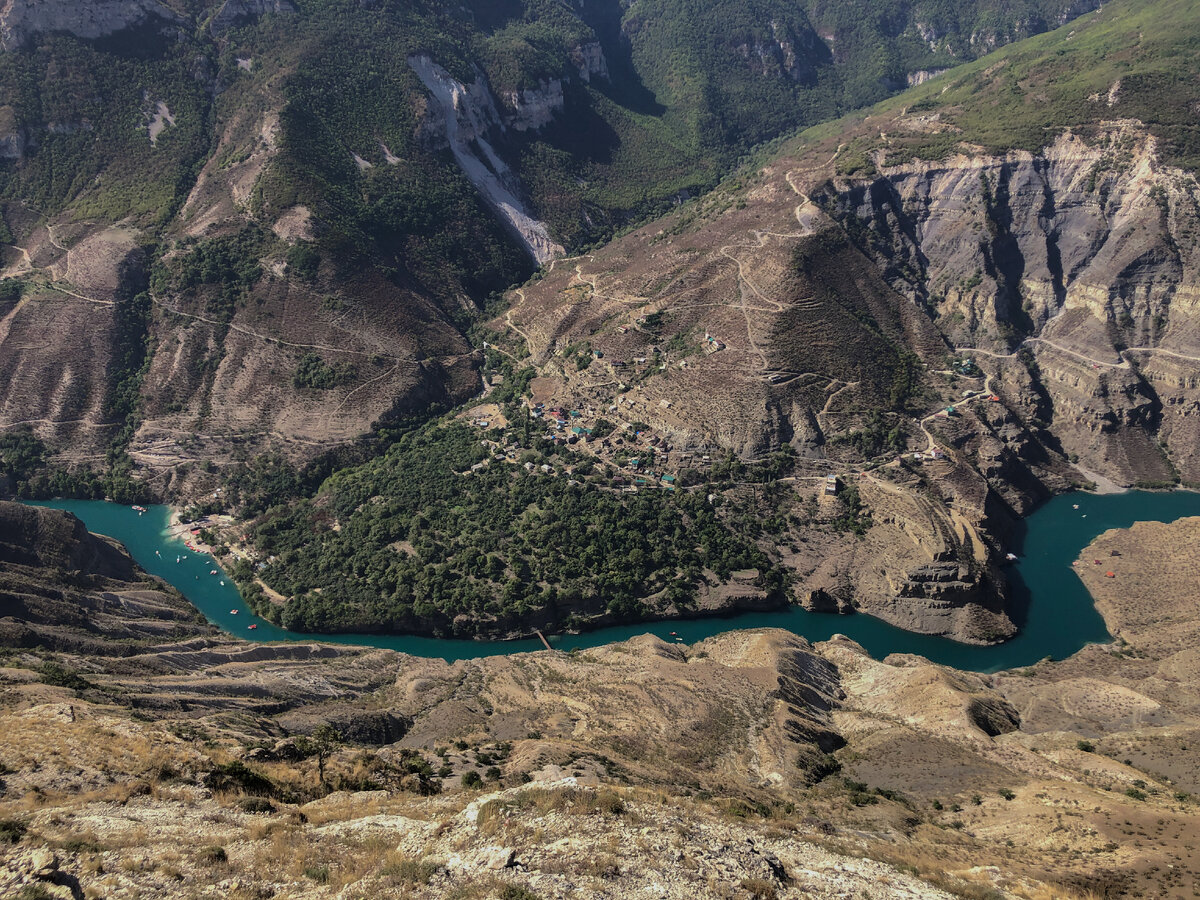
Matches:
[[455, 348, 999, 502]]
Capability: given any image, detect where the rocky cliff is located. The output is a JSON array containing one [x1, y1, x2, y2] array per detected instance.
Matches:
[[570, 40, 609, 82], [736, 19, 825, 82], [821, 123, 1200, 485], [0, 502, 131, 578], [488, 110, 1200, 640], [409, 55, 564, 265], [499, 78, 565, 132], [0, 502, 214, 651], [0, 0, 182, 50]]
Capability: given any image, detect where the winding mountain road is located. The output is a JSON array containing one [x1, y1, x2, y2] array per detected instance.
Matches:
[[957, 337, 1200, 371]]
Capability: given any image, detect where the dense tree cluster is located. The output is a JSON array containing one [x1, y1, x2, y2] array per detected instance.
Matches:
[[293, 353, 355, 390], [248, 424, 782, 636], [0, 31, 211, 225]]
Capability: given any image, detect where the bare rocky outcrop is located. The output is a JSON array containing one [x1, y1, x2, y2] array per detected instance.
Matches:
[[0, 0, 183, 50], [802, 478, 1016, 643], [736, 19, 826, 82], [408, 55, 564, 265], [0, 502, 214, 652], [569, 40, 609, 82], [905, 67, 948, 86], [0, 104, 26, 158], [0, 503, 134, 579], [208, 0, 295, 38], [822, 124, 1200, 485], [823, 127, 1199, 346], [277, 707, 413, 744], [499, 78, 565, 131]]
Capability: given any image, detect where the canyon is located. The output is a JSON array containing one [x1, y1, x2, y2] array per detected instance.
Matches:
[[3, 500, 1200, 897]]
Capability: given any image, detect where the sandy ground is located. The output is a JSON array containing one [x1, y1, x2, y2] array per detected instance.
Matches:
[[1073, 465, 1127, 494]]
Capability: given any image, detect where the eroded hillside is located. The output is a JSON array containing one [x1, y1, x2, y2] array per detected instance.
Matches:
[[221, 95, 1200, 641], [473, 0, 1200, 641], [822, 124, 1200, 487], [2, 503, 1199, 898], [0, 0, 1114, 502]]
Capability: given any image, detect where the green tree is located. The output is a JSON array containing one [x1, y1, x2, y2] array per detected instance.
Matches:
[[309, 724, 342, 786]]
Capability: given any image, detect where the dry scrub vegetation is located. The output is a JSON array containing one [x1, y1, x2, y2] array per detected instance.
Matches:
[[3, 518, 1200, 898], [4, 624, 1199, 900]]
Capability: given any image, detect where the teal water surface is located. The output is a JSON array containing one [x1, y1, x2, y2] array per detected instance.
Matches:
[[30, 490, 1200, 671]]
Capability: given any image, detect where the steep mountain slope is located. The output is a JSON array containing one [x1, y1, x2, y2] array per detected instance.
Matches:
[[0, 0, 1103, 500], [2, 0, 1193, 644], [801, 0, 1103, 101], [0, 501, 214, 651], [448, 0, 1200, 637], [814, 0, 1200, 486]]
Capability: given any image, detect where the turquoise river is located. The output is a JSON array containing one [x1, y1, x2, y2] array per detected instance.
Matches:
[[30, 490, 1200, 672]]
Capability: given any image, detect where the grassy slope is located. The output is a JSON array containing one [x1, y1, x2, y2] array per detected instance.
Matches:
[[872, 0, 1200, 171], [0, 0, 1128, 252], [509, 0, 1101, 244], [800, 0, 1102, 106], [0, 26, 212, 226]]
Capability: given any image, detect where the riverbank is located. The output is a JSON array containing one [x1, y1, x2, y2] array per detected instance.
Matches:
[[27, 490, 1200, 669], [163, 511, 230, 557], [1072, 464, 1128, 495], [1073, 516, 1200, 660]]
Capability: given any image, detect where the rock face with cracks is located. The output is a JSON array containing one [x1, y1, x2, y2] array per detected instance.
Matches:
[[408, 54, 565, 265], [0, 0, 182, 50], [824, 125, 1200, 486]]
